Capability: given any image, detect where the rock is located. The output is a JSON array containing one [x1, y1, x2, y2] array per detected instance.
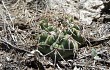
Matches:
[[47, 0, 104, 25], [79, 0, 104, 25], [48, 0, 79, 19]]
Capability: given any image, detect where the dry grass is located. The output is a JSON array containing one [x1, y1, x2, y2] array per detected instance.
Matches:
[[0, 0, 110, 70]]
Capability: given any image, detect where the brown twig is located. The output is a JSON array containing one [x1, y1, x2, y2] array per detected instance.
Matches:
[[0, 38, 31, 54], [80, 34, 110, 48]]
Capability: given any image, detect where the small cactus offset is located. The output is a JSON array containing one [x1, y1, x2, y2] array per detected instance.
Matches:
[[36, 14, 84, 60]]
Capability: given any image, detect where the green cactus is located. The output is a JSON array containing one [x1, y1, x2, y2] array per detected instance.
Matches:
[[37, 17, 84, 60], [39, 32, 48, 42]]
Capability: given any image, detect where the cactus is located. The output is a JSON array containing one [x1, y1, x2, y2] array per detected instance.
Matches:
[[37, 17, 84, 60]]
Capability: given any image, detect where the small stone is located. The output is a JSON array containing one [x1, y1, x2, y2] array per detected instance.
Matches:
[[0, 63, 2, 67], [6, 57, 12, 62]]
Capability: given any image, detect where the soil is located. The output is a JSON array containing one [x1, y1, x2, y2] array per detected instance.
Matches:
[[0, 0, 110, 70]]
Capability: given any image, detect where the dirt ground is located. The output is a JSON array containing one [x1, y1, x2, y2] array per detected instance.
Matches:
[[0, 0, 110, 70]]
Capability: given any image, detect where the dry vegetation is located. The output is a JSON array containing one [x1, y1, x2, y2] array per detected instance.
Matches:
[[0, 0, 110, 70]]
